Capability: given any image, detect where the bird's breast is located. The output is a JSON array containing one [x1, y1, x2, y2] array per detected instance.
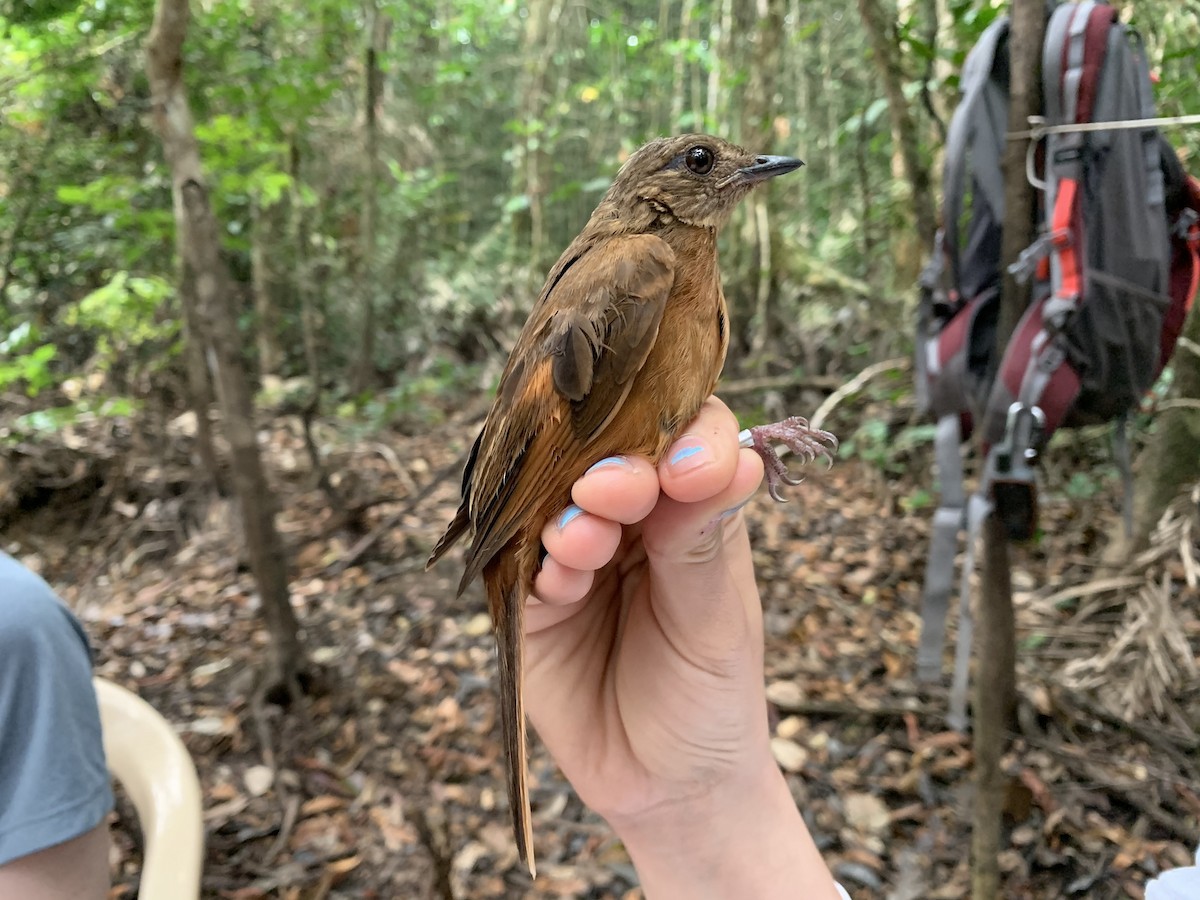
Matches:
[[603, 276, 728, 462]]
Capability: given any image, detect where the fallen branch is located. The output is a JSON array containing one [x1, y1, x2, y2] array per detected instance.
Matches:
[[1156, 398, 1200, 413], [1175, 336, 1200, 359], [1037, 576, 1146, 613], [1055, 685, 1200, 760], [261, 793, 301, 868], [301, 407, 351, 525], [718, 372, 841, 397], [812, 356, 910, 431], [770, 696, 949, 723], [327, 443, 474, 575], [1048, 744, 1200, 846]]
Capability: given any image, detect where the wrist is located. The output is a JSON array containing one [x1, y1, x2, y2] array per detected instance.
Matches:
[[610, 757, 841, 900]]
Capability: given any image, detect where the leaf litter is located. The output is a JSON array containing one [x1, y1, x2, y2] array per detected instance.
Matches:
[[4, 410, 1197, 899]]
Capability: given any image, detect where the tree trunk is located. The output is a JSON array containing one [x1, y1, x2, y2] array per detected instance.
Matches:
[[971, 517, 1016, 900], [855, 0, 937, 249], [744, 0, 785, 365], [820, 24, 839, 195], [290, 138, 348, 523], [855, 112, 873, 273], [920, 0, 948, 147], [688, 0, 703, 129], [351, 2, 387, 394], [1126, 318, 1200, 555], [145, 0, 306, 697], [251, 199, 282, 381], [510, 0, 564, 282], [995, 2, 1045, 348], [655, 0, 672, 135], [705, 0, 733, 130], [0, 125, 58, 315], [290, 138, 322, 413], [178, 260, 224, 496], [670, 0, 697, 131], [973, 1, 1045, 897], [791, 0, 813, 246]]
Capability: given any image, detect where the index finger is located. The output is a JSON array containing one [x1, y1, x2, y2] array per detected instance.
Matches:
[[570, 454, 660, 524], [657, 396, 743, 505]]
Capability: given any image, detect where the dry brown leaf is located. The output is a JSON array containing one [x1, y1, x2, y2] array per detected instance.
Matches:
[[243, 764, 274, 797], [770, 737, 808, 773], [844, 792, 891, 835], [300, 794, 347, 816]]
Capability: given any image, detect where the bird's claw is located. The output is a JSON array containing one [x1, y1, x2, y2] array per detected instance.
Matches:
[[739, 417, 838, 502]]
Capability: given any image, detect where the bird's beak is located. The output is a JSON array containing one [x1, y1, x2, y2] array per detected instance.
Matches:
[[736, 155, 805, 184]]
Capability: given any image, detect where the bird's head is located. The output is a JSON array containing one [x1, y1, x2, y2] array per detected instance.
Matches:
[[601, 134, 803, 232]]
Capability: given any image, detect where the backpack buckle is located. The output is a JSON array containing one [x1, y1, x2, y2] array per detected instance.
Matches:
[[1009, 233, 1052, 284], [990, 403, 1046, 541], [1009, 229, 1071, 284], [1175, 208, 1200, 243], [920, 234, 947, 289], [1035, 336, 1068, 371]]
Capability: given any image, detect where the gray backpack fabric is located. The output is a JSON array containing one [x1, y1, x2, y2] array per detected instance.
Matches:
[[914, 0, 1200, 726]]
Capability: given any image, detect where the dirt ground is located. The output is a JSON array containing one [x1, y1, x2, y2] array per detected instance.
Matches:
[[6, 412, 1197, 899]]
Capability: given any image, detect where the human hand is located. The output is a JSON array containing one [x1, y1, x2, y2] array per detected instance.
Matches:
[[524, 396, 840, 899]]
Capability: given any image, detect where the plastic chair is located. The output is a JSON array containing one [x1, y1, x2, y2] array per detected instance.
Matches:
[[93, 678, 204, 900]]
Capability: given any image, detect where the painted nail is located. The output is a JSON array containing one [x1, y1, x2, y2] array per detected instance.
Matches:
[[556, 504, 585, 531], [667, 437, 711, 473], [703, 499, 750, 532], [586, 456, 631, 475], [718, 500, 750, 521]]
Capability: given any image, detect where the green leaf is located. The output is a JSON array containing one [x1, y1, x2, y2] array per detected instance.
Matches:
[[864, 98, 889, 127], [55, 185, 90, 204], [1065, 472, 1101, 500], [902, 488, 935, 512], [893, 423, 938, 451], [254, 170, 294, 206], [580, 176, 612, 193], [903, 34, 935, 61], [0, 322, 38, 354], [503, 193, 531, 214], [1021, 633, 1050, 651], [0, 342, 58, 395], [4, 0, 80, 25]]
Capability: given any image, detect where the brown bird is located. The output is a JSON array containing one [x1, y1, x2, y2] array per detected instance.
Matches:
[[427, 134, 836, 875]]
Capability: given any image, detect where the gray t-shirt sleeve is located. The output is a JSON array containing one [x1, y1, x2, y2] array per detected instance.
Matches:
[[0, 552, 114, 865]]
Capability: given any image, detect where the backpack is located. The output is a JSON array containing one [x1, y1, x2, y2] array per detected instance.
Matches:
[[914, 0, 1200, 726]]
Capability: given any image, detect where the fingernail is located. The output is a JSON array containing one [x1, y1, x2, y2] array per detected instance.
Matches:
[[586, 456, 631, 475], [667, 436, 711, 473], [556, 504, 585, 531], [718, 500, 750, 521], [704, 499, 750, 533]]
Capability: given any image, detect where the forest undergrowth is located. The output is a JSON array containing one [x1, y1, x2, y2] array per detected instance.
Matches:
[[4, 385, 1197, 900]]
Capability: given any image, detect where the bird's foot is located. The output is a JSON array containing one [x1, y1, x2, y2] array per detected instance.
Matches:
[[739, 417, 838, 502]]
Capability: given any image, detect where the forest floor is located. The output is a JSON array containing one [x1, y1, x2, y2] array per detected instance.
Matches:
[[4, 401, 1198, 900]]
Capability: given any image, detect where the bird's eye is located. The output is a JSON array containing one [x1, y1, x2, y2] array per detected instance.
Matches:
[[684, 146, 715, 175]]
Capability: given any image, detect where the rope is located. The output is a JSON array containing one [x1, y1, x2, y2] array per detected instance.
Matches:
[[1009, 112, 1200, 141]]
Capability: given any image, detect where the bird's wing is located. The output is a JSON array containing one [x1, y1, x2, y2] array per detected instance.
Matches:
[[456, 233, 676, 592], [425, 430, 482, 568]]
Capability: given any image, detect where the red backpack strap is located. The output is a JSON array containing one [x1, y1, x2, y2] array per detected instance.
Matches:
[[983, 296, 1083, 453], [1043, 2, 1115, 324], [1181, 176, 1200, 310], [1160, 175, 1200, 367]]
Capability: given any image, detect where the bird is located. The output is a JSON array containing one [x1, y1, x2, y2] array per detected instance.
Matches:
[[427, 133, 836, 876]]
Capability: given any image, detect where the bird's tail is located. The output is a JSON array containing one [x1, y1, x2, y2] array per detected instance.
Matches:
[[485, 557, 536, 877], [426, 505, 470, 571]]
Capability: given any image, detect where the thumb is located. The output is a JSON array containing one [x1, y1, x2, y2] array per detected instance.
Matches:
[[639, 402, 766, 664]]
